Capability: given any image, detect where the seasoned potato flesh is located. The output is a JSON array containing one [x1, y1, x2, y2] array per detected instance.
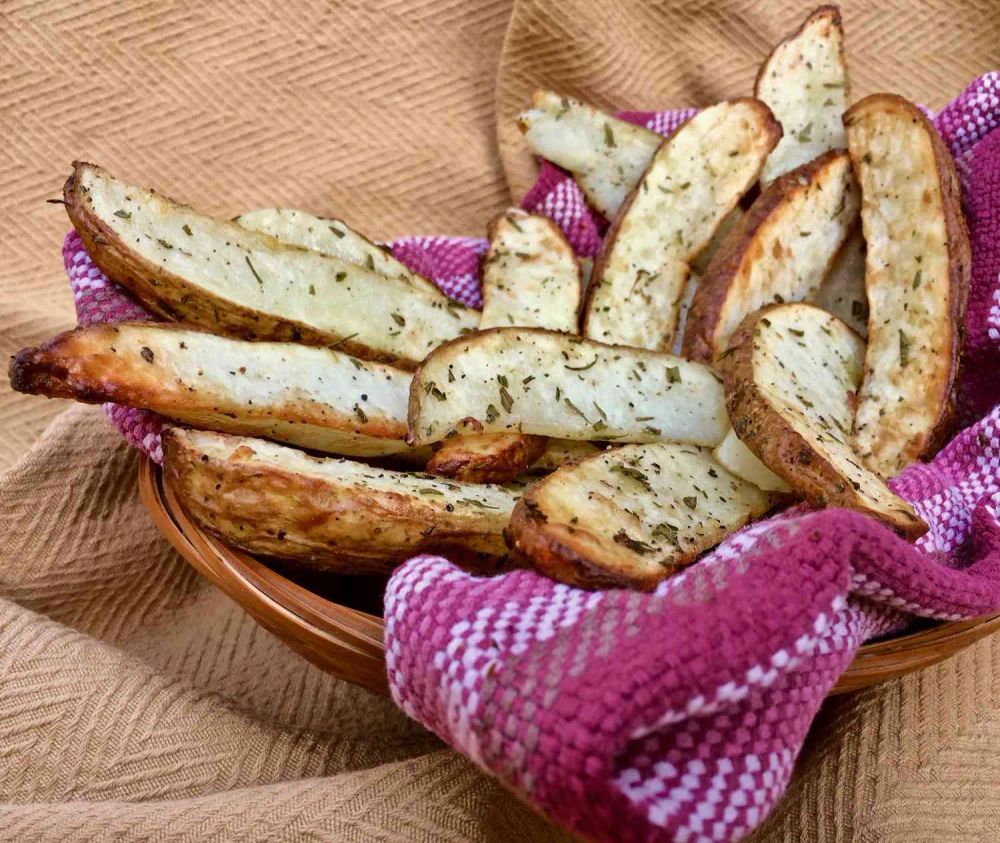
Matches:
[[812, 227, 868, 336], [408, 328, 728, 447], [479, 209, 581, 332], [713, 429, 791, 493], [720, 304, 926, 537], [9, 322, 415, 457], [756, 6, 850, 185], [508, 443, 772, 590], [234, 207, 440, 295], [64, 162, 478, 368], [518, 90, 663, 218], [845, 94, 970, 476], [585, 100, 780, 351]]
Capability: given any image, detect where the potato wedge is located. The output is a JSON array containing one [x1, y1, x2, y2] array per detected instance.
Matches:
[[845, 94, 971, 477], [64, 162, 478, 368], [507, 443, 773, 590], [407, 328, 728, 447], [718, 303, 926, 538], [756, 6, 849, 185], [163, 428, 518, 573], [518, 90, 663, 219], [712, 429, 792, 493], [479, 209, 581, 332], [234, 207, 441, 295], [426, 432, 549, 483], [811, 226, 868, 336], [584, 100, 781, 351], [9, 322, 417, 457], [682, 149, 860, 362], [428, 209, 582, 482]]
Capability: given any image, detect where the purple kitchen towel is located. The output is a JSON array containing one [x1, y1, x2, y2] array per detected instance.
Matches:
[[64, 73, 1000, 843]]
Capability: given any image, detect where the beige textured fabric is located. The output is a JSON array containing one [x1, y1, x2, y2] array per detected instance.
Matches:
[[1, 1, 1000, 840]]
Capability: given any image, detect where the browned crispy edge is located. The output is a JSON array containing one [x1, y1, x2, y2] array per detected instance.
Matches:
[[63, 161, 415, 368], [582, 99, 782, 350], [9, 321, 408, 441], [426, 434, 549, 483], [161, 429, 511, 574], [753, 6, 848, 102], [481, 209, 584, 332], [681, 149, 851, 362], [506, 495, 665, 591], [844, 94, 971, 462], [717, 304, 928, 540]]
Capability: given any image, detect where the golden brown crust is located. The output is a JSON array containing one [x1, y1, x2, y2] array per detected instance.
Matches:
[[162, 429, 515, 574], [506, 497, 660, 591], [845, 94, 970, 463], [718, 305, 927, 539], [682, 149, 852, 362], [426, 433, 549, 483]]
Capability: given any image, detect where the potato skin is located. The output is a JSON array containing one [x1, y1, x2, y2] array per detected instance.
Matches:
[[427, 433, 548, 483], [682, 149, 851, 362], [844, 93, 971, 465], [506, 497, 664, 591], [717, 305, 927, 540], [64, 162, 415, 367], [162, 429, 512, 574]]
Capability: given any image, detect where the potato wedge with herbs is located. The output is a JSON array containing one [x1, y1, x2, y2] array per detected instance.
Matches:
[[683, 149, 860, 362], [234, 207, 440, 295], [9, 322, 417, 457], [518, 90, 663, 219], [811, 227, 868, 336], [712, 429, 792, 493], [479, 209, 581, 332], [845, 94, 971, 477], [755, 5, 849, 185], [718, 303, 926, 538], [64, 162, 478, 368], [584, 99, 781, 352], [407, 328, 728, 447], [428, 209, 582, 483], [163, 428, 518, 573], [527, 439, 602, 474], [507, 443, 773, 590]]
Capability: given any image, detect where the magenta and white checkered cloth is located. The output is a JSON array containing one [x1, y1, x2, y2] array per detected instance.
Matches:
[[63, 74, 1000, 842]]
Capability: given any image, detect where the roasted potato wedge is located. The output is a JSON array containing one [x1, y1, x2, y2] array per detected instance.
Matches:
[[712, 429, 792, 493], [845, 94, 971, 477], [426, 432, 549, 483], [585, 100, 781, 351], [479, 209, 581, 332], [407, 328, 728, 447], [234, 207, 441, 295], [9, 322, 417, 457], [683, 149, 860, 362], [507, 443, 773, 590], [528, 439, 602, 474], [163, 428, 518, 573], [64, 162, 478, 368], [429, 209, 582, 482], [811, 227, 868, 336], [719, 303, 926, 538], [518, 90, 663, 219], [755, 5, 849, 185]]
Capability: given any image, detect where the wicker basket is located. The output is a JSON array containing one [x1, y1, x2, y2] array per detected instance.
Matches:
[[138, 458, 1000, 696]]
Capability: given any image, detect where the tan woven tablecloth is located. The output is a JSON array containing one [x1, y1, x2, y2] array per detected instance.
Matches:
[[2, 1, 999, 840]]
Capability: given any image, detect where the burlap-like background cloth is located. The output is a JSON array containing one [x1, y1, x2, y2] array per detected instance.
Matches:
[[1, 2, 999, 839]]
